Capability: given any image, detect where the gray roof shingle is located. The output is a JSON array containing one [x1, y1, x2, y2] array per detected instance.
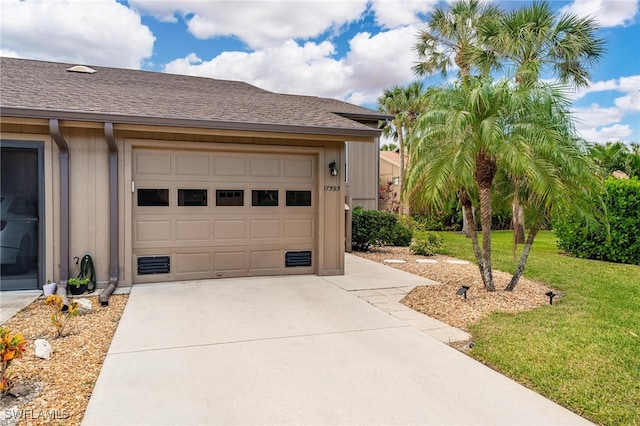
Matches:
[[0, 57, 390, 138]]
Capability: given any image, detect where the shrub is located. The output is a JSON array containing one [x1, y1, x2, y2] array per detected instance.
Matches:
[[45, 295, 80, 337], [351, 207, 398, 251], [0, 326, 27, 396], [410, 232, 443, 256], [389, 223, 413, 246], [555, 177, 640, 265]]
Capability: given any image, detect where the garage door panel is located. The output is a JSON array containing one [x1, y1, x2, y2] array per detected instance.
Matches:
[[249, 157, 280, 177], [136, 220, 172, 243], [176, 154, 210, 176], [285, 219, 314, 239], [214, 251, 248, 274], [175, 252, 211, 274], [214, 156, 246, 176], [250, 219, 281, 239], [176, 220, 211, 241], [135, 152, 172, 176], [284, 158, 314, 179], [249, 250, 282, 271], [214, 219, 247, 241]]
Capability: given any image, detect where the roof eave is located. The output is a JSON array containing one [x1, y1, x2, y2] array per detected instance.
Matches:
[[0, 107, 383, 140]]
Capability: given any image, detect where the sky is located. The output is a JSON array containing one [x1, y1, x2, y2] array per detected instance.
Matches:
[[1, 0, 639, 145]]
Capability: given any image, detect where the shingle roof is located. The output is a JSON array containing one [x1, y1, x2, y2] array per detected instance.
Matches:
[[0, 57, 391, 138]]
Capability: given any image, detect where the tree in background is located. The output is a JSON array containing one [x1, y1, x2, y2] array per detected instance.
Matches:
[[587, 141, 640, 178], [377, 82, 428, 215]]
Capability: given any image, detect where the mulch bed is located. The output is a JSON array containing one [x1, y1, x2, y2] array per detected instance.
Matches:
[[1, 294, 127, 425]]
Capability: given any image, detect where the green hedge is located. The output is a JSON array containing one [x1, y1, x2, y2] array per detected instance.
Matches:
[[555, 177, 640, 265], [351, 207, 412, 251]]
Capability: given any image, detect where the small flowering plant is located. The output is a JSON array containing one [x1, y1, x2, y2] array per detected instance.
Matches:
[[0, 326, 27, 396]]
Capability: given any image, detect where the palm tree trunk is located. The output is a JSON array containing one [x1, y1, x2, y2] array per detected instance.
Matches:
[[505, 226, 539, 291], [397, 125, 405, 216], [478, 186, 495, 291], [460, 193, 486, 284]]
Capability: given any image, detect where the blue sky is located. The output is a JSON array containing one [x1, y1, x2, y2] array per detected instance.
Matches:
[[1, 0, 639, 144]]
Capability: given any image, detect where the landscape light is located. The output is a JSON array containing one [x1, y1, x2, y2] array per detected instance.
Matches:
[[456, 285, 471, 299]]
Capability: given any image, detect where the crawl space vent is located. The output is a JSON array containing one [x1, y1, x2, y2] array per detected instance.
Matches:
[[137, 256, 170, 275], [285, 251, 312, 267]]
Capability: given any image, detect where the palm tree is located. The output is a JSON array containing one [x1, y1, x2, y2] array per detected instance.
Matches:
[[414, 0, 503, 234], [378, 82, 428, 215], [492, 1, 605, 89], [414, 0, 503, 80], [406, 77, 600, 291], [486, 1, 605, 244]]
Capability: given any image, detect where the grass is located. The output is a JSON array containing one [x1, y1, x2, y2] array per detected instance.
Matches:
[[434, 230, 640, 425]]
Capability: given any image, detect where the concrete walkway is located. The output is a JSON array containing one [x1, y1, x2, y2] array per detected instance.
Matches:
[[82, 254, 590, 425], [0, 290, 40, 324]]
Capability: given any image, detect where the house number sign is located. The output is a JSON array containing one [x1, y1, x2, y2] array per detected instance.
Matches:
[[324, 186, 340, 191]]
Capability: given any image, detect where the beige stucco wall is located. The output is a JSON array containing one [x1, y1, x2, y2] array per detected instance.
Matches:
[[2, 118, 370, 287]]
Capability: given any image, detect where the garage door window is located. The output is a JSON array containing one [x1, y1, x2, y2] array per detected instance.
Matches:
[[286, 190, 312, 207], [138, 189, 169, 206], [216, 190, 244, 206], [178, 189, 207, 206], [252, 190, 278, 206]]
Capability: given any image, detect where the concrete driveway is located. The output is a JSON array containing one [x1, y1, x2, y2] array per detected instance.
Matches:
[[83, 254, 589, 425]]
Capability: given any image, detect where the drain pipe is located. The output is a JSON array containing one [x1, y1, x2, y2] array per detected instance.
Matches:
[[49, 119, 70, 307], [99, 122, 119, 306]]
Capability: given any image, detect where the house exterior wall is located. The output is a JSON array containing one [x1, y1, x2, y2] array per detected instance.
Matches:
[[1, 118, 360, 288], [345, 141, 378, 210]]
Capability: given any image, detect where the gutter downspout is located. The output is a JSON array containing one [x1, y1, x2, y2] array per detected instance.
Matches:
[[99, 122, 119, 306], [49, 119, 70, 307]]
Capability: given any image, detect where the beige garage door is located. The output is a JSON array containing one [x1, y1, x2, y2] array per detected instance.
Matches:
[[132, 148, 317, 283]]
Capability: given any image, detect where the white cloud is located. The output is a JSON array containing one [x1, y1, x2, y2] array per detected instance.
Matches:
[[164, 25, 420, 104], [577, 123, 633, 143], [569, 78, 619, 101], [0, 0, 155, 69], [615, 75, 640, 111], [561, 0, 639, 27], [370, 0, 437, 28], [130, 0, 368, 49]]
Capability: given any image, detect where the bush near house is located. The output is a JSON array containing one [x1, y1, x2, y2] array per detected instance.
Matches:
[[351, 207, 412, 251], [555, 177, 640, 265]]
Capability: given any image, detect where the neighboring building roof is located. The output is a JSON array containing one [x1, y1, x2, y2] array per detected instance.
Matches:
[[0, 57, 392, 138], [380, 150, 402, 167]]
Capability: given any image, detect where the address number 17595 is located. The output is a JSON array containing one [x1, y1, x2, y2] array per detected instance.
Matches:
[[324, 186, 341, 191]]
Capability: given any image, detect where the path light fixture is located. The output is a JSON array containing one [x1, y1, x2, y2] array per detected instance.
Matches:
[[545, 291, 565, 305], [329, 161, 338, 176], [456, 286, 470, 299]]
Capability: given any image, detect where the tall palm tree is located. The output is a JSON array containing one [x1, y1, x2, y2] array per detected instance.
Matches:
[[414, 0, 503, 80], [406, 77, 600, 291], [492, 1, 605, 89], [414, 0, 503, 234], [488, 1, 605, 244], [378, 82, 428, 215]]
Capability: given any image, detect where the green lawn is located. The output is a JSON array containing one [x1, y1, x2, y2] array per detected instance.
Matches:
[[436, 231, 640, 425]]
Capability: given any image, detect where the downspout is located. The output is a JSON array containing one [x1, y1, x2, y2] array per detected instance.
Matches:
[[99, 122, 119, 306], [49, 119, 70, 307]]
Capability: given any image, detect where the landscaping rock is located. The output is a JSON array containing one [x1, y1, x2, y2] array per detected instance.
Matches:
[[34, 339, 52, 360], [76, 298, 92, 315]]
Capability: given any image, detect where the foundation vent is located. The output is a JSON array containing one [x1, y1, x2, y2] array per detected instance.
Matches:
[[285, 251, 312, 267], [137, 256, 170, 275]]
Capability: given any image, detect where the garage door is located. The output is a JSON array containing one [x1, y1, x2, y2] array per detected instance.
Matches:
[[132, 148, 317, 283]]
